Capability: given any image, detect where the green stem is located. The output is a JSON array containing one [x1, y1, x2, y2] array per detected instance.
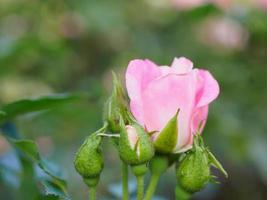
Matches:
[[89, 186, 96, 200], [143, 173, 160, 200], [136, 175, 144, 200], [122, 162, 129, 200]]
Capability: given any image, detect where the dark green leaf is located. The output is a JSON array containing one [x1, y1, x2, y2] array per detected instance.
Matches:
[[0, 93, 82, 124]]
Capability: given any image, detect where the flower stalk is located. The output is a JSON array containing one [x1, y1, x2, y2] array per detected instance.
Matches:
[[175, 184, 191, 200], [136, 175, 144, 200], [131, 164, 148, 200], [122, 162, 129, 200], [89, 186, 96, 200], [144, 155, 169, 200], [143, 173, 160, 200]]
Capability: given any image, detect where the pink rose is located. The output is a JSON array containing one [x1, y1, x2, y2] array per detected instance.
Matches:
[[125, 57, 219, 153]]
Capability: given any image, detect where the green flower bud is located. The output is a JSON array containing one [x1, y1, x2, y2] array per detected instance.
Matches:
[[176, 143, 210, 193], [74, 133, 103, 187], [176, 135, 228, 193], [118, 118, 154, 165], [103, 72, 129, 133]]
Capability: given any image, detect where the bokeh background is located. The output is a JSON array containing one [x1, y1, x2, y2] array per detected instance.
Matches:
[[0, 0, 267, 199]]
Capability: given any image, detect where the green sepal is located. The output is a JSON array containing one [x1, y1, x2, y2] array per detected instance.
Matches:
[[209, 175, 220, 184], [206, 149, 228, 178], [154, 110, 179, 154], [195, 134, 228, 178], [74, 132, 104, 181], [118, 117, 154, 165], [103, 72, 129, 133]]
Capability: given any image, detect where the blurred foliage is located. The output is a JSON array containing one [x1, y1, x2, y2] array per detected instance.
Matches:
[[0, 0, 267, 200], [0, 94, 81, 199]]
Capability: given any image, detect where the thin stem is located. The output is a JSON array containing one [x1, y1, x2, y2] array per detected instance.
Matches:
[[143, 173, 160, 200], [122, 162, 129, 200], [89, 186, 96, 200], [136, 175, 144, 200], [96, 122, 108, 133], [97, 133, 120, 138]]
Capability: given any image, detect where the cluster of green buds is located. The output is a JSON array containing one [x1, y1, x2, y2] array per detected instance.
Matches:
[[176, 135, 228, 194], [74, 73, 155, 199]]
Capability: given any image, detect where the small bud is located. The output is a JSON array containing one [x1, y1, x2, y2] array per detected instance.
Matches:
[[176, 135, 228, 193], [153, 110, 179, 154], [103, 72, 128, 133], [176, 142, 210, 193], [74, 133, 103, 187], [119, 118, 154, 165]]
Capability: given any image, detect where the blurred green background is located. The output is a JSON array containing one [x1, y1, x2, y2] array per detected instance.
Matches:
[[0, 0, 267, 199]]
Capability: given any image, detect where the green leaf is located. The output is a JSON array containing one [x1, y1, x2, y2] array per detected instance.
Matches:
[[0, 93, 82, 124], [42, 180, 70, 200], [8, 138, 70, 199], [10, 139, 40, 161], [154, 110, 179, 154]]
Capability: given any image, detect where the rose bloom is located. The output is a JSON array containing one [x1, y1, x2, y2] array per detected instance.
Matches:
[[125, 57, 219, 153]]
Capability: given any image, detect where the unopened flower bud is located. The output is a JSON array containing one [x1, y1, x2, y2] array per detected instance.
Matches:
[[176, 142, 210, 193], [74, 133, 103, 187], [118, 118, 154, 166], [103, 72, 128, 133], [176, 135, 228, 193]]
